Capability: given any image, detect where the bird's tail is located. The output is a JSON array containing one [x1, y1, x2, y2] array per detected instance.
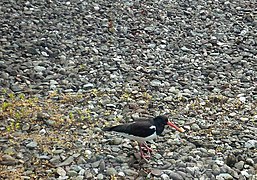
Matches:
[[102, 125, 126, 132], [102, 126, 113, 131]]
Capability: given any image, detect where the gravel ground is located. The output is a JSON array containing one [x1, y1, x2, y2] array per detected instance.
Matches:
[[0, 0, 257, 179]]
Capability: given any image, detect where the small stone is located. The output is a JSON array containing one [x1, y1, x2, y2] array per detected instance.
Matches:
[[84, 150, 92, 156], [115, 155, 127, 163], [106, 104, 116, 108], [50, 79, 58, 85], [83, 83, 94, 89], [96, 174, 104, 180], [216, 173, 233, 180], [118, 172, 125, 177], [91, 160, 100, 168], [39, 129, 46, 136], [181, 46, 190, 52], [245, 140, 257, 148], [169, 171, 184, 180], [74, 176, 84, 180], [151, 169, 162, 177], [4, 147, 16, 155], [10, 85, 22, 92], [57, 156, 74, 167], [111, 138, 123, 145], [229, 112, 237, 117], [225, 154, 237, 167], [208, 149, 216, 156], [215, 160, 225, 166], [169, 87, 178, 94], [186, 167, 199, 175], [106, 168, 117, 176], [78, 169, 85, 176], [77, 156, 86, 164], [150, 79, 162, 87], [26, 141, 37, 149], [67, 170, 77, 177], [45, 120, 56, 126], [240, 117, 248, 122], [161, 174, 170, 180], [38, 155, 50, 160], [234, 161, 244, 170], [124, 169, 138, 176], [241, 170, 251, 178], [99, 159, 105, 172], [85, 171, 93, 179], [94, 5, 100, 11], [0, 154, 18, 165], [37, 112, 50, 120], [52, 149, 63, 154], [164, 96, 173, 102], [22, 123, 30, 131], [34, 66, 46, 72], [20, 176, 30, 180], [191, 123, 200, 131], [212, 164, 221, 175], [239, 96, 246, 103], [212, 130, 220, 135], [245, 158, 254, 166], [154, 153, 163, 159], [50, 156, 61, 164], [41, 51, 49, 56], [56, 167, 66, 177]]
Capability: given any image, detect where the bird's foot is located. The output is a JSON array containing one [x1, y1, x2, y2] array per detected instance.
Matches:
[[140, 152, 151, 162], [141, 153, 151, 159]]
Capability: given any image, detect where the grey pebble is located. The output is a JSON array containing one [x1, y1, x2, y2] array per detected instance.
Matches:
[[245, 158, 254, 166], [0, 154, 18, 165], [216, 173, 233, 180], [74, 176, 84, 180], [22, 123, 30, 131], [99, 159, 105, 172], [84, 171, 93, 179], [150, 79, 162, 87], [168, 171, 184, 180], [124, 169, 138, 176], [67, 170, 77, 177], [106, 167, 117, 176], [160, 174, 170, 180], [34, 66, 46, 72], [191, 123, 201, 131], [26, 141, 37, 149], [234, 161, 244, 170], [110, 138, 123, 145], [96, 174, 104, 180], [57, 156, 74, 167], [56, 167, 66, 177], [91, 160, 101, 168]]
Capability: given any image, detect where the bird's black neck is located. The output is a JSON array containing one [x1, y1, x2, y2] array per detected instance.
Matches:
[[154, 122, 165, 135]]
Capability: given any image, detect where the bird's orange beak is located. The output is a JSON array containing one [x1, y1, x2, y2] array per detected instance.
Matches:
[[167, 121, 185, 132]]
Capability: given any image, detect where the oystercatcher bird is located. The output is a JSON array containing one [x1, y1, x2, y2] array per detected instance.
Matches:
[[103, 115, 184, 160]]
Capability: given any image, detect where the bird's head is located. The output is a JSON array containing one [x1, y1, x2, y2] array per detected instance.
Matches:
[[154, 115, 184, 132]]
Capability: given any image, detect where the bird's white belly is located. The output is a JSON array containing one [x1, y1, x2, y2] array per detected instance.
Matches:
[[118, 131, 157, 143]]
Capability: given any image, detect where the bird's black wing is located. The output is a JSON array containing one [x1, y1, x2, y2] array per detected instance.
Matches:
[[103, 121, 155, 138]]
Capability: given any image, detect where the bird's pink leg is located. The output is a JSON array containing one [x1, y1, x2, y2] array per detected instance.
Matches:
[[142, 142, 153, 153], [139, 143, 151, 160]]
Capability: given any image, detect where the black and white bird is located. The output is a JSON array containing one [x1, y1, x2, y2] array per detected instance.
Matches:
[[103, 115, 184, 159]]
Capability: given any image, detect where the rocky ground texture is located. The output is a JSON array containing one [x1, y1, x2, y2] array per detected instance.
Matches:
[[0, 0, 257, 179]]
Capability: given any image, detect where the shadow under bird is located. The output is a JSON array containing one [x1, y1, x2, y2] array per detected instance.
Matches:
[[103, 115, 184, 160]]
